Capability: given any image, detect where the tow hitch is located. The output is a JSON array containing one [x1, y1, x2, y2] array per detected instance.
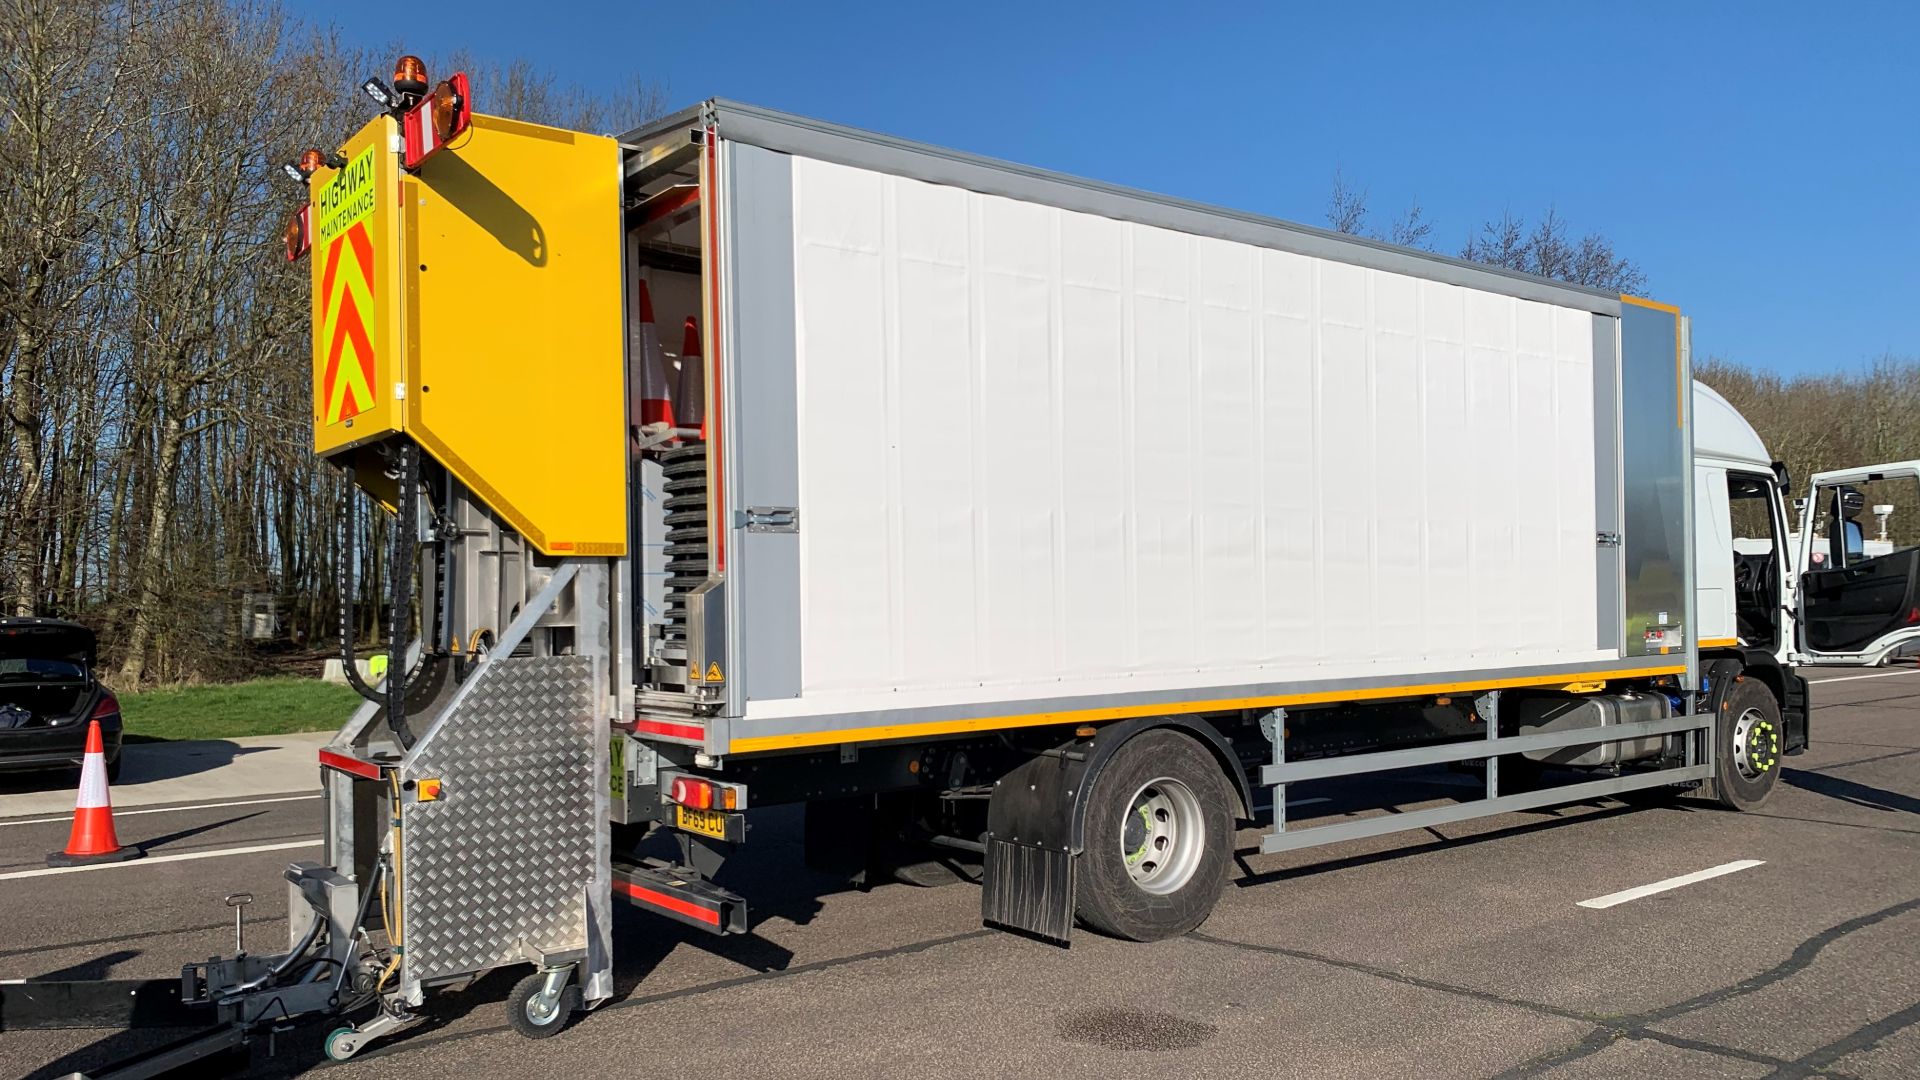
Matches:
[[0, 860, 398, 1077]]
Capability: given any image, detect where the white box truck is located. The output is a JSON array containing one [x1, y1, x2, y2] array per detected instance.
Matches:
[[26, 73, 1919, 1065]]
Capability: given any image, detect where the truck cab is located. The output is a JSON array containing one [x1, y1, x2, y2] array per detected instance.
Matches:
[[1693, 381, 1920, 670]]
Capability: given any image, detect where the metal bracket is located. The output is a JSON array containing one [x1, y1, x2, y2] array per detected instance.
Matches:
[[1475, 691, 1502, 798], [1596, 531, 1623, 547], [632, 425, 704, 453], [1261, 707, 1289, 830], [736, 506, 798, 533]]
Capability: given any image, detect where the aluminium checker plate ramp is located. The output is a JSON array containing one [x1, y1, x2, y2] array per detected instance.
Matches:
[[397, 654, 601, 987]]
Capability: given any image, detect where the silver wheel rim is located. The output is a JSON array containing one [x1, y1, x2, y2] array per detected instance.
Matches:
[[525, 991, 560, 1025], [1120, 776, 1205, 895], [1730, 706, 1779, 781]]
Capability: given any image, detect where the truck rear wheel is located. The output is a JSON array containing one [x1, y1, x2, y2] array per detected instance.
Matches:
[[1075, 729, 1234, 942], [1709, 677, 1783, 811]]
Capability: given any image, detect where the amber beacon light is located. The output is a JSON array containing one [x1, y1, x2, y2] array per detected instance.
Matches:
[[392, 55, 428, 98]]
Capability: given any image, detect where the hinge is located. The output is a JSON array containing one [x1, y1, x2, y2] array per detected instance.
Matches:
[[1596, 532, 1622, 547], [736, 506, 798, 534]]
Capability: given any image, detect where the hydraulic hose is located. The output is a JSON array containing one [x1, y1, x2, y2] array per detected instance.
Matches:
[[214, 906, 326, 1005], [335, 448, 428, 749], [385, 442, 416, 749], [336, 464, 384, 706]]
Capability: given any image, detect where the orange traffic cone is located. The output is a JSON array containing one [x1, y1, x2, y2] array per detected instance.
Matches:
[[676, 315, 705, 440], [631, 281, 676, 433], [48, 719, 142, 866]]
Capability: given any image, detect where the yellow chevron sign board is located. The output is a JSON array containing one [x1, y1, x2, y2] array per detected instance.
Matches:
[[310, 117, 402, 457]]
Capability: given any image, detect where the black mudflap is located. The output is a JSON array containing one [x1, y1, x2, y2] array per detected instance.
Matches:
[[1783, 670, 1811, 754], [981, 838, 1075, 945]]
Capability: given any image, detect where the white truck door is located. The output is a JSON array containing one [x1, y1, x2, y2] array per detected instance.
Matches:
[[1794, 460, 1920, 665]]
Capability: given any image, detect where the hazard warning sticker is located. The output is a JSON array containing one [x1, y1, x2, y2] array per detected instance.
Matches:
[[705, 662, 724, 683], [314, 145, 379, 425]]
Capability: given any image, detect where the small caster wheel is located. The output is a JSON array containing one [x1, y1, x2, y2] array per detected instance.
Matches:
[[324, 1026, 361, 1062], [507, 970, 579, 1039]]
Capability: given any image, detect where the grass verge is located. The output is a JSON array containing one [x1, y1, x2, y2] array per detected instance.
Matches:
[[121, 677, 362, 742]]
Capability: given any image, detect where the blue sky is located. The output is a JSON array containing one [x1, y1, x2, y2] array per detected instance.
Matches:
[[296, 1, 1916, 375]]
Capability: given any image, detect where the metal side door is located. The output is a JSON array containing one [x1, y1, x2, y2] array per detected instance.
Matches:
[[1794, 461, 1920, 665]]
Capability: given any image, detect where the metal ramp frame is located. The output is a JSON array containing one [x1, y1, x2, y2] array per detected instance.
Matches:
[[320, 561, 615, 1008]]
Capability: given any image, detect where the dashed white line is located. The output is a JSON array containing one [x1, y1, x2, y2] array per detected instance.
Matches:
[[1804, 668, 1920, 685], [1577, 859, 1766, 909], [0, 838, 320, 881], [0, 793, 320, 828]]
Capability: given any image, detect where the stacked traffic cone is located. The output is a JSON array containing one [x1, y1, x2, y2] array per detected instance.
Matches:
[[677, 316, 705, 440], [48, 719, 142, 866], [630, 281, 676, 436]]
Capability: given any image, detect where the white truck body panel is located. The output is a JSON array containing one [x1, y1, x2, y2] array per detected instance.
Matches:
[[760, 154, 1609, 722]]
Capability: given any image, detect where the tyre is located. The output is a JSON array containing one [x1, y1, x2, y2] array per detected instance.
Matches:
[[505, 970, 579, 1039], [1708, 677, 1783, 811], [1075, 729, 1235, 942]]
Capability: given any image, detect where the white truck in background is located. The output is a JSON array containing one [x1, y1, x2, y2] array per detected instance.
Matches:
[[1694, 383, 1920, 670]]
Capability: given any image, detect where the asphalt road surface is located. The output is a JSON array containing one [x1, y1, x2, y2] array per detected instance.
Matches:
[[4, 666, 1917, 1079]]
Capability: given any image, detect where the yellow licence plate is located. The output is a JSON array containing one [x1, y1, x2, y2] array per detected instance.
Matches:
[[675, 805, 728, 839]]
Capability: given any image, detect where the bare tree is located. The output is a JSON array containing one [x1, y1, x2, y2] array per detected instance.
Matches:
[[0, 0, 142, 614], [1, 1, 667, 684], [1700, 355, 1920, 549], [1324, 169, 1647, 293], [1326, 168, 1370, 237], [1385, 202, 1433, 251], [1462, 206, 1646, 294], [1326, 170, 1436, 252], [432, 49, 669, 134]]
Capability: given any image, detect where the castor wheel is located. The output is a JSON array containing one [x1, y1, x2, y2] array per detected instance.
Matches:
[[506, 969, 580, 1039], [324, 1026, 361, 1062]]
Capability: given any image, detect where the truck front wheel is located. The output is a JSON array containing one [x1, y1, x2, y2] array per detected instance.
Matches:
[[1710, 677, 1784, 811], [1075, 729, 1234, 941]]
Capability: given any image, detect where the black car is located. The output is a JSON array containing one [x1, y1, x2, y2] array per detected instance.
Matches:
[[0, 618, 122, 781]]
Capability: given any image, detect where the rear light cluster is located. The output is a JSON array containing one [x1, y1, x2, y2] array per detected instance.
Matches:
[[58, 691, 118, 727], [667, 776, 738, 811], [284, 204, 311, 262], [402, 70, 471, 171]]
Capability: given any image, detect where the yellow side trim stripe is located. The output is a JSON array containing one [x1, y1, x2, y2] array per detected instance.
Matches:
[[1699, 638, 1740, 649], [727, 663, 1689, 754], [1620, 294, 1681, 315]]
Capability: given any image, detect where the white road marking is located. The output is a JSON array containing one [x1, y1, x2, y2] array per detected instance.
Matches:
[[0, 793, 321, 828], [1285, 797, 1330, 807], [0, 838, 320, 881], [1804, 668, 1920, 685], [1577, 859, 1766, 909]]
